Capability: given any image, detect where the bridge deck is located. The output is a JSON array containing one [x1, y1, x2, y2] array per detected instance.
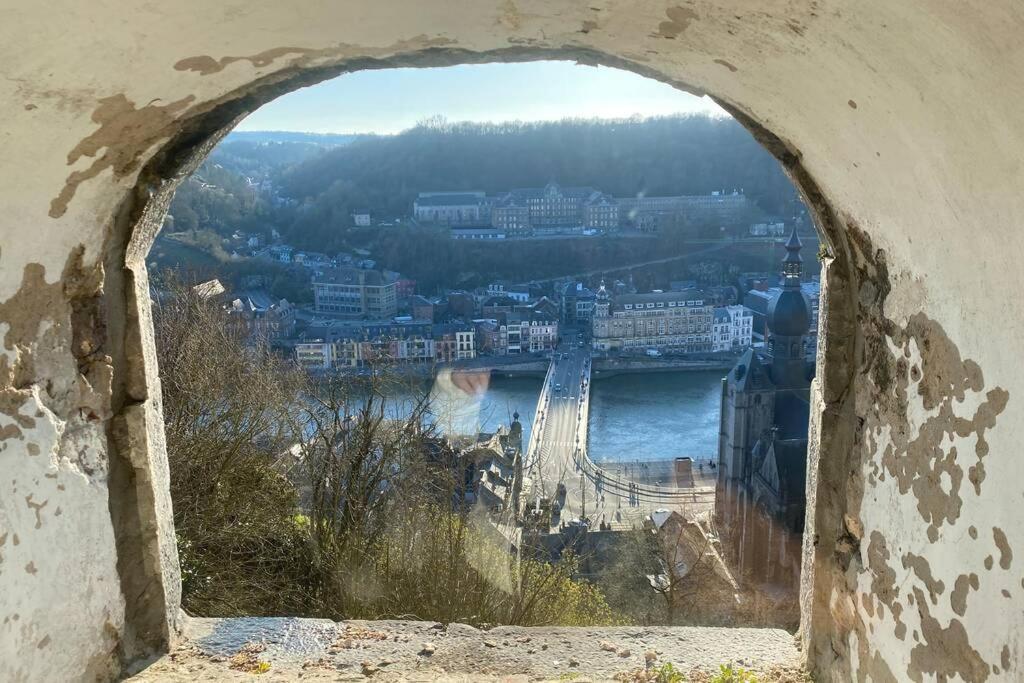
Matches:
[[524, 343, 715, 532]]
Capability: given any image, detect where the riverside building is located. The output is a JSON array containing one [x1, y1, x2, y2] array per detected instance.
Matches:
[[590, 283, 714, 353]]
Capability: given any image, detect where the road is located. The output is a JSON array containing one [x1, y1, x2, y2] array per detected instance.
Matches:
[[524, 340, 716, 532]]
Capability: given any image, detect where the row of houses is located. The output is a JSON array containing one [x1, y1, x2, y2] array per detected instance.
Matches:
[[414, 182, 750, 237], [295, 321, 477, 370], [294, 310, 561, 370]]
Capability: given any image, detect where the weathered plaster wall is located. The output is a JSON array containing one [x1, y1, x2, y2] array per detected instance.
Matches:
[[1, 1, 1022, 680]]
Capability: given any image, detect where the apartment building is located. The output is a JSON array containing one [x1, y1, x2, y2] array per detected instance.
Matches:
[[591, 284, 714, 353], [712, 305, 754, 351], [312, 266, 398, 318], [295, 320, 474, 369], [433, 323, 477, 362]]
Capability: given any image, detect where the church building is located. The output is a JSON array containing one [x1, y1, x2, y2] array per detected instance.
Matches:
[[715, 228, 815, 591]]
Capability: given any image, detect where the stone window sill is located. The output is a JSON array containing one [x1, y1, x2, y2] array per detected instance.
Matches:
[[129, 616, 804, 681]]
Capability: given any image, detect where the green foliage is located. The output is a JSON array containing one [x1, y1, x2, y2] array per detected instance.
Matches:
[[710, 664, 758, 683], [652, 662, 685, 683], [169, 162, 276, 238]]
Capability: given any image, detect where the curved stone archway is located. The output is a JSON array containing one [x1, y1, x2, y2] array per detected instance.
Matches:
[[2, 3, 1021, 681]]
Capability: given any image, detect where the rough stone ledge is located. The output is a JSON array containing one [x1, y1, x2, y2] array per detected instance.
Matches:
[[128, 615, 804, 681]]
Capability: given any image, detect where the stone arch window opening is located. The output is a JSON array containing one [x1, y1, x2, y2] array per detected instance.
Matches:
[[122, 51, 843, 651]]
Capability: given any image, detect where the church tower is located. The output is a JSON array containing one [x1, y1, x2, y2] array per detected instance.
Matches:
[[593, 279, 610, 318], [766, 228, 812, 389]]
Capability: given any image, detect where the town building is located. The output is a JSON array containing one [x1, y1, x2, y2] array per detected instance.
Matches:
[[726, 305, 754, 349], [530, 296, 560, 321], [460, 414, 524, 513], [506, 181, 594, 231], [225, 292, 296, 341], [446, 290, 477, 319], [560, 281, 596, 326], [433, 323, 477, 362], [522, 312, 559, 352], [395, 278, 417, 298], [352, 211, 371, 227], [294, 319, 475, 369], [490, 195, 531, 236], [750, 221, 786, 236], [505, 285, 531, 303], [591, 284, 714, 353], [295, 339, 335, 370], [420, 184, 755, 238], [481, 295, 518, 318], [712, 308, 732, 352], [293, 250, 334, 270], [413, 191, 491, 225], [473, 319, 504, 355], [409, 295, 436, 322], [312, 266, 398, 318], [581, 192, 619, 230], [712, 305, 754, 352], [715, 228, 814, 592]]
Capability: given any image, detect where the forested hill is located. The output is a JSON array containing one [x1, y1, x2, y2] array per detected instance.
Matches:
[[210, 132, 373, 176], [279, 115, 798, 218], [165, 115, 805, 259]]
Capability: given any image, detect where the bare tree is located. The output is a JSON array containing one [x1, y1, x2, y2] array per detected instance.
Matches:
[[154, 273, 308, 615], [597, 513, 730, 625]]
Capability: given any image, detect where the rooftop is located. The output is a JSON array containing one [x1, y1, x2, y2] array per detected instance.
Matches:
[[612, 289, 707, 308], [415, 192, 489, 207], [312, 266, 395, 286]]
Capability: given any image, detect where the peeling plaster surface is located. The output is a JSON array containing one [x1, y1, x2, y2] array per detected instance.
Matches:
[[0, 257, 125, 681], [2, 0, 1023, 680]]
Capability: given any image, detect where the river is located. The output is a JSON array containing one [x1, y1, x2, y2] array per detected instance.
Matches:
[[473, 371, 723, 464]]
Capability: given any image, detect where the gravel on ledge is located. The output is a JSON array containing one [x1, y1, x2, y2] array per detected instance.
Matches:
[[128, 615, 806, 682]]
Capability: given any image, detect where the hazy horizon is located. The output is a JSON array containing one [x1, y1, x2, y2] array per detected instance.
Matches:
[[231, 110, 729, 138], [234, 61, 727, 135]]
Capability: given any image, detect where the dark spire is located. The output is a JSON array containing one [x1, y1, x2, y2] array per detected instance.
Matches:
[[783, 227, 803, 284]]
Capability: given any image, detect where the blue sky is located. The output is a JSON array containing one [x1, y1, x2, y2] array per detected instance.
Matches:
[[236, 60, 727, 134]]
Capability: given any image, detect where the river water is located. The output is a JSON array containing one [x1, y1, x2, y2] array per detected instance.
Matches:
[[473, 371, 723, 464]]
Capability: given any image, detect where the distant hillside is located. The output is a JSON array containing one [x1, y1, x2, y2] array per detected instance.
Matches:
[[208, 131, 376, 178], [167, 115, 808, 267], [279, 115, 802, 227]]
